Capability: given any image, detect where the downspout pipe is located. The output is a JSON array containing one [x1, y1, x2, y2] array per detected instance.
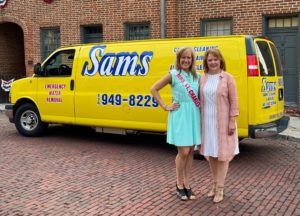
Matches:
[[160, 0, 166, 38]]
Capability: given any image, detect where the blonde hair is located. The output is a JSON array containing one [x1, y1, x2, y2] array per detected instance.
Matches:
[[203, 48, 226, 73], [174, 47, 197, 80]]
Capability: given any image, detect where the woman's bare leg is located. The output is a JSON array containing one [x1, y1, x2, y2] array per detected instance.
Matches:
[[213, 160, 229, 203], [183, 146, 194, 188], [175, 147, 190, 188], [208, 157, 218, 197]]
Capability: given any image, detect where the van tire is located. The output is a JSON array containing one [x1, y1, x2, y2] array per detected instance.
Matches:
[[15, 103, 48, 137]]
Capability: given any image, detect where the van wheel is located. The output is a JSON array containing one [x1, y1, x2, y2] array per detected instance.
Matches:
[[15, 103, 48, 137]]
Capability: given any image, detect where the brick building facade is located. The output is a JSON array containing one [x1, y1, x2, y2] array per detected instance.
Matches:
[[0, 0, 299, 105]]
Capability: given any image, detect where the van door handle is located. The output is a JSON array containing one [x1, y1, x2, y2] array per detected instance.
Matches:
[[278, 88, 283, 101], [70, 80, 74, 91]]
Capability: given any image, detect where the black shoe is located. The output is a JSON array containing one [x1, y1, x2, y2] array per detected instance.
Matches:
[[176, 185, 188, 201], [185, 187, 196, 200], [193, 150, 205, 160]]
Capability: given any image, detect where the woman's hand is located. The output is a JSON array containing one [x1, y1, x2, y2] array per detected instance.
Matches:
[[164, 102, 180, 111], [228, 118, 236, 135]]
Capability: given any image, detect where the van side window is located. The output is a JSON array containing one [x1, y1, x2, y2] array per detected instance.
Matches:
[[255, 42, 275, 76], [43, 49, 75, 77]]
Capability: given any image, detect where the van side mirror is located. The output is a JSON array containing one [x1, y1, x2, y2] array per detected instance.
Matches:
[[34, 63, 42, 75]]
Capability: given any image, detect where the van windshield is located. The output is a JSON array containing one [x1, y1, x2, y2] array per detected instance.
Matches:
[[255, 41, 275, 76]]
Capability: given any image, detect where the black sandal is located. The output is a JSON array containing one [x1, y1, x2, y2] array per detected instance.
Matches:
[[185, 187, 196, 200], [176, 185, 188, 201]]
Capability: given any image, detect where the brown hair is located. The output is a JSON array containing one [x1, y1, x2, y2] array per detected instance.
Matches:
[[174, 47, 197, 80], [203, 48, 226, 73]]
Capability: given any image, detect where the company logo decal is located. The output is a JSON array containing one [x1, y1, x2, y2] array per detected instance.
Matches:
[[0, 0, 8, 8], [81, 45, 153, 77], [261, 77, 277, 108], [261, 77, 276, 92]]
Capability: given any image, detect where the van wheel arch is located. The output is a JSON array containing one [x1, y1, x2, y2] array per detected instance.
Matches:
[[14, 103, 48, 137]]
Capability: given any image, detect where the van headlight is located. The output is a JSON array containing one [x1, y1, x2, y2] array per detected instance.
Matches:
[[8, 91, 11, 103]]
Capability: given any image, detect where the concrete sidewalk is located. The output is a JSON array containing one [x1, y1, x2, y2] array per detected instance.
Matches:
[[0, 103, 299, 140], [277, 116, 300, 140]]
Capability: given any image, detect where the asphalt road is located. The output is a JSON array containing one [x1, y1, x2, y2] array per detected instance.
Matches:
[[0, 113, 299, 216]]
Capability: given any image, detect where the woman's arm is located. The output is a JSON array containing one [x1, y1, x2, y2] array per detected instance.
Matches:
[[228, 75, 239, 117], [228, 75, 239, 135], [150, 73, 179, 111]]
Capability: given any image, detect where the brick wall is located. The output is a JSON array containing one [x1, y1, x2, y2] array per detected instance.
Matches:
[[165, 0, 178, 38], [178, 0, 300, 36], [177, 0, 300, 106], [0, 0, 299, 105], [0, 0, 163, 76], [1, 0, 299, 71]]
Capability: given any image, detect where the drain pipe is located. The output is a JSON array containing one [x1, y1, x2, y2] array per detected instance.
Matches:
[[160, 0, 166, 38]]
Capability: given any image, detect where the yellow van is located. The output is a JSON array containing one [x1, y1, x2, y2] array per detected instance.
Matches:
[[5, 35, 289, 138]]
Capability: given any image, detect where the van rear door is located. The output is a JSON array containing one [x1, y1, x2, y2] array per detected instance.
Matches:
[[247, 38, 283, 128], [269, 43, 284, 118]]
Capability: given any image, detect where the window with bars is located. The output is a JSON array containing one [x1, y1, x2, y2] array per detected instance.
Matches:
[[81, 25, 103, 44], [268, 17, 298, 28], [125, 23, 150, 40], [40, 27, 61, 61], [201, 19, 232, 36]]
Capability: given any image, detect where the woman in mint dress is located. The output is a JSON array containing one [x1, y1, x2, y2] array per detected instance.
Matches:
[[150, 47, 201, 201]]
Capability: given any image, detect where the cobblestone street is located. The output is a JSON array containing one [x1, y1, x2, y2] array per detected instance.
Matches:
[[0, 113, 299, 216]]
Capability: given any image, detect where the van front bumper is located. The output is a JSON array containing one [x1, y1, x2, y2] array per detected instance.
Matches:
[[249, 116, 290, 138], [5, 104, 14, 123]]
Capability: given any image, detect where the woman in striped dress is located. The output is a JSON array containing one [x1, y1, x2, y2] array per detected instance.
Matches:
[[200, 48, 239, 203]]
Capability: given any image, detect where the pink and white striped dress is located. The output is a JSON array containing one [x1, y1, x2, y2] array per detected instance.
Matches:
[[200, 71, 239, 160]]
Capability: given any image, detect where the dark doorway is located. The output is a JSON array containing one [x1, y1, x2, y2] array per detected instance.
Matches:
[[0, 22, 26, 103]]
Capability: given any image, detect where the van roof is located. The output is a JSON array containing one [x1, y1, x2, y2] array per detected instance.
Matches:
[[59, 35, 271, 49]]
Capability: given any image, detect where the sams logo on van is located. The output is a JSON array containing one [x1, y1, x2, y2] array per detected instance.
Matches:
[[82, 45, 154, 77], [261, 77, 276, 92]]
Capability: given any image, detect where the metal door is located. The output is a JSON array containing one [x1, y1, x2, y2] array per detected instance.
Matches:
[[267, 29, 298, 105]]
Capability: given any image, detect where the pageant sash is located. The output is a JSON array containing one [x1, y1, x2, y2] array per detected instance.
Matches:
[[174, 70, 201, 108]]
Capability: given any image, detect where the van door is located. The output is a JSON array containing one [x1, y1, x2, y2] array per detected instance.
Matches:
[[269, 43, 284, 119], [37, 49, 76, 124], [248, 39, 281, 125]]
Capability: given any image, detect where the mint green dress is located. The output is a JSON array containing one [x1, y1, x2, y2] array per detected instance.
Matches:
[[167, 69, 201, 147]]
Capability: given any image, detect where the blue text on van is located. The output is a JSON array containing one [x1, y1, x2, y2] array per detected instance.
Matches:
[[82, 45, 154, 77]]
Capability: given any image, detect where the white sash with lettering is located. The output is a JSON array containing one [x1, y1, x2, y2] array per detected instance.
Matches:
[[173, 70, 201, 108]]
